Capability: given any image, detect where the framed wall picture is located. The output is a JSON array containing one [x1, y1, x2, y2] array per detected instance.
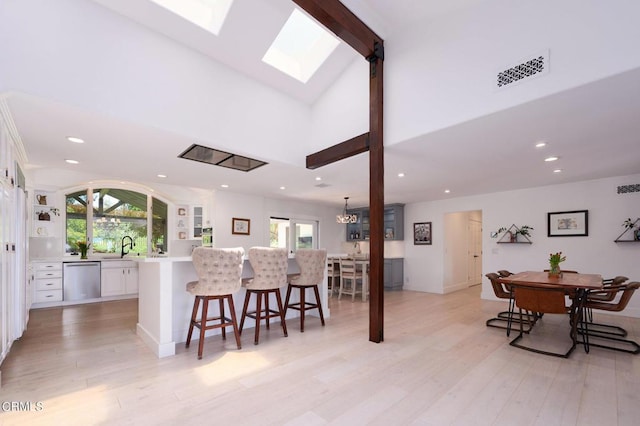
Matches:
[[547, 210, 588, 237], [232, 217, 250, 235], [413, 222, 432, 245]]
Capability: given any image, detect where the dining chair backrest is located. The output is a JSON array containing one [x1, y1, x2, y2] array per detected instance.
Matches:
[[189, 247, 245, 296], [513, 285, 568, 315], [247, 247, 288, 290], [586, 282, 640, 312], [486, 272, 511, 300], [290, 249, 327, 287], [591, 275, 629, 302], [339, 258, 358, 278]]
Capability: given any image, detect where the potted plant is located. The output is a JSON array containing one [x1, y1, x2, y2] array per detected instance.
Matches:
[[77, 240, 90, 259], [548, 251, 566, 277], [494, 225, 533, 242], [622, 218, 640, 241]]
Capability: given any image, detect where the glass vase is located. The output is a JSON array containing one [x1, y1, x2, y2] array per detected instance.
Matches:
[[548, 264, 561, 278], [80, 249, 88, 259]]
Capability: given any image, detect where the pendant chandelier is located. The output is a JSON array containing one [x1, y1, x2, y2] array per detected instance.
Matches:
[[336, 197, 358, 224]]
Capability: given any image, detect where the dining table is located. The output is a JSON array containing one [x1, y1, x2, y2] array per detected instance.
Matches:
[[498, 270, 603, 354]]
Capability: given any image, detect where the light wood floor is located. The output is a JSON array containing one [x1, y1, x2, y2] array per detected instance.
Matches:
[[1, 286, 639, 425]]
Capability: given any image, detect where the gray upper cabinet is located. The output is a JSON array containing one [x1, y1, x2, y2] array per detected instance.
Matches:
[[346, 204, 404, 241]]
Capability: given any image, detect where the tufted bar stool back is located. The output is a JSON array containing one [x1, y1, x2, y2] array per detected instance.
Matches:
[[185, 247, 244, 359], [284, 249, 327, 332], [240, 247, 289, 344]]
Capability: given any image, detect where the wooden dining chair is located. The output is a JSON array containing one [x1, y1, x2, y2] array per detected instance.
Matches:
[[327, 257, 340, 296], [578, 281, 640, 354], [485, 273, 535, 334], [508, 284, 586, 358], [338, 258, 363, 302]]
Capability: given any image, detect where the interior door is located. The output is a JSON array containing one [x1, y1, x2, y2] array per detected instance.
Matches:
[[468, 219, 482, 285]]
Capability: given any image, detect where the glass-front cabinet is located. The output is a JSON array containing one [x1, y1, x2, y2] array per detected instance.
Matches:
[[346, 204, 404, 241]]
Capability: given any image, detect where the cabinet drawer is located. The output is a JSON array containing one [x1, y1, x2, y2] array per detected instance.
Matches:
[[35, 278, 63, 291], [35, 269, 63, 279], [34, 289, 63, 303], [34, 262, 62, 272]]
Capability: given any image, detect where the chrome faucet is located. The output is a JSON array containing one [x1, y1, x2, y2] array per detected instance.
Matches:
[[121, 235, 135, 258]]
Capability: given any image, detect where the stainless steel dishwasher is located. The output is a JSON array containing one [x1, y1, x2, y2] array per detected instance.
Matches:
[[63, 262, 101, 301]]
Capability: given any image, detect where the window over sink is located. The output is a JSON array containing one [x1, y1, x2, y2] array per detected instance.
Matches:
[[65, 188, 168, 256]]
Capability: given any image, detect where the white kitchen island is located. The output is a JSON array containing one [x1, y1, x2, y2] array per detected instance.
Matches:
[[133, 256, 327, 358]]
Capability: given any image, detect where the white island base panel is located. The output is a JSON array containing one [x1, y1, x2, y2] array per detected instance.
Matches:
[[134, 256, 328, 358]]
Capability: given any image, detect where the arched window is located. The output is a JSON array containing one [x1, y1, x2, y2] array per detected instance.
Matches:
[[66, 188, 168, 255]]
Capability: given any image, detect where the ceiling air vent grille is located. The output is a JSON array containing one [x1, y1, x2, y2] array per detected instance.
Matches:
[[617, 184, 640, 194], [496, 50, 549, 89]]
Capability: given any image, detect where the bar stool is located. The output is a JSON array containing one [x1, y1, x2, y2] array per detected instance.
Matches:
[[284, 249, 327, 332], [240, 247, 288, 345], [185, 247, 244, 359]]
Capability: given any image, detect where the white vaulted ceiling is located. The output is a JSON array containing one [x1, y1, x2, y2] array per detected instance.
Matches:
[[1, 0, 640, 208]]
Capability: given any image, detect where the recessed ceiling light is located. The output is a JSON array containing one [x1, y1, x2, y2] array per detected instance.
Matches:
[[221, 184, 229, 188], [398, 173, 405, 178], [67, 136, 84, 144], [535, 141, 546, 148], [65, 159, 79, 164], [444, 189, 451, 194], [157, 174, 167, 178], [315, 177, 322, 181], [280, 186, 286, 190], [553, 169, 563, 173], [544, 156, 559, 162]]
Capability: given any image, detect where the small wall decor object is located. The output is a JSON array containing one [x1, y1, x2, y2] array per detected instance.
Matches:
[[547, 210, 588, 237], [615, 217, 640, 242], [232, 218, 250, 235], [413, 222, 432, 245], [494, 224, 533, 243]]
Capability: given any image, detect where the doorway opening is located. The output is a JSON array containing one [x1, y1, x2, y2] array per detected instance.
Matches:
[[269, 217, 318, 255], [443, 210, 483, 293]]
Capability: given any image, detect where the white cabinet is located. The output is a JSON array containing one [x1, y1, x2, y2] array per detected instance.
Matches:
[[32, 262, 63, 303], [101, 261, 138, 297], [175, 204, 205, 240]]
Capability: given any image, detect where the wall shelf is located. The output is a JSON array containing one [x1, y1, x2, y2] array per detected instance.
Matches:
[[614, 217, 640, 243], [495, 224, 533, 244]]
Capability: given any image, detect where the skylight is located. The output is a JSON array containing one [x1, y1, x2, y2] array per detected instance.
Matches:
[[150, 0, 233, 35], [262, 9, 340, 83]]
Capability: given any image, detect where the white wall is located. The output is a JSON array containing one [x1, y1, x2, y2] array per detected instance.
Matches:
[[404, 173, 640, 317], [0, 0, 312, 166], [212, 191, 344, 254], [385, 0, 640, 145]]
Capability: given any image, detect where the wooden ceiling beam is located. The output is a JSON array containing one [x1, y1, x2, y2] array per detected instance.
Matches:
[[306, 133, 369, 169], [291, 0, 382, 58]]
